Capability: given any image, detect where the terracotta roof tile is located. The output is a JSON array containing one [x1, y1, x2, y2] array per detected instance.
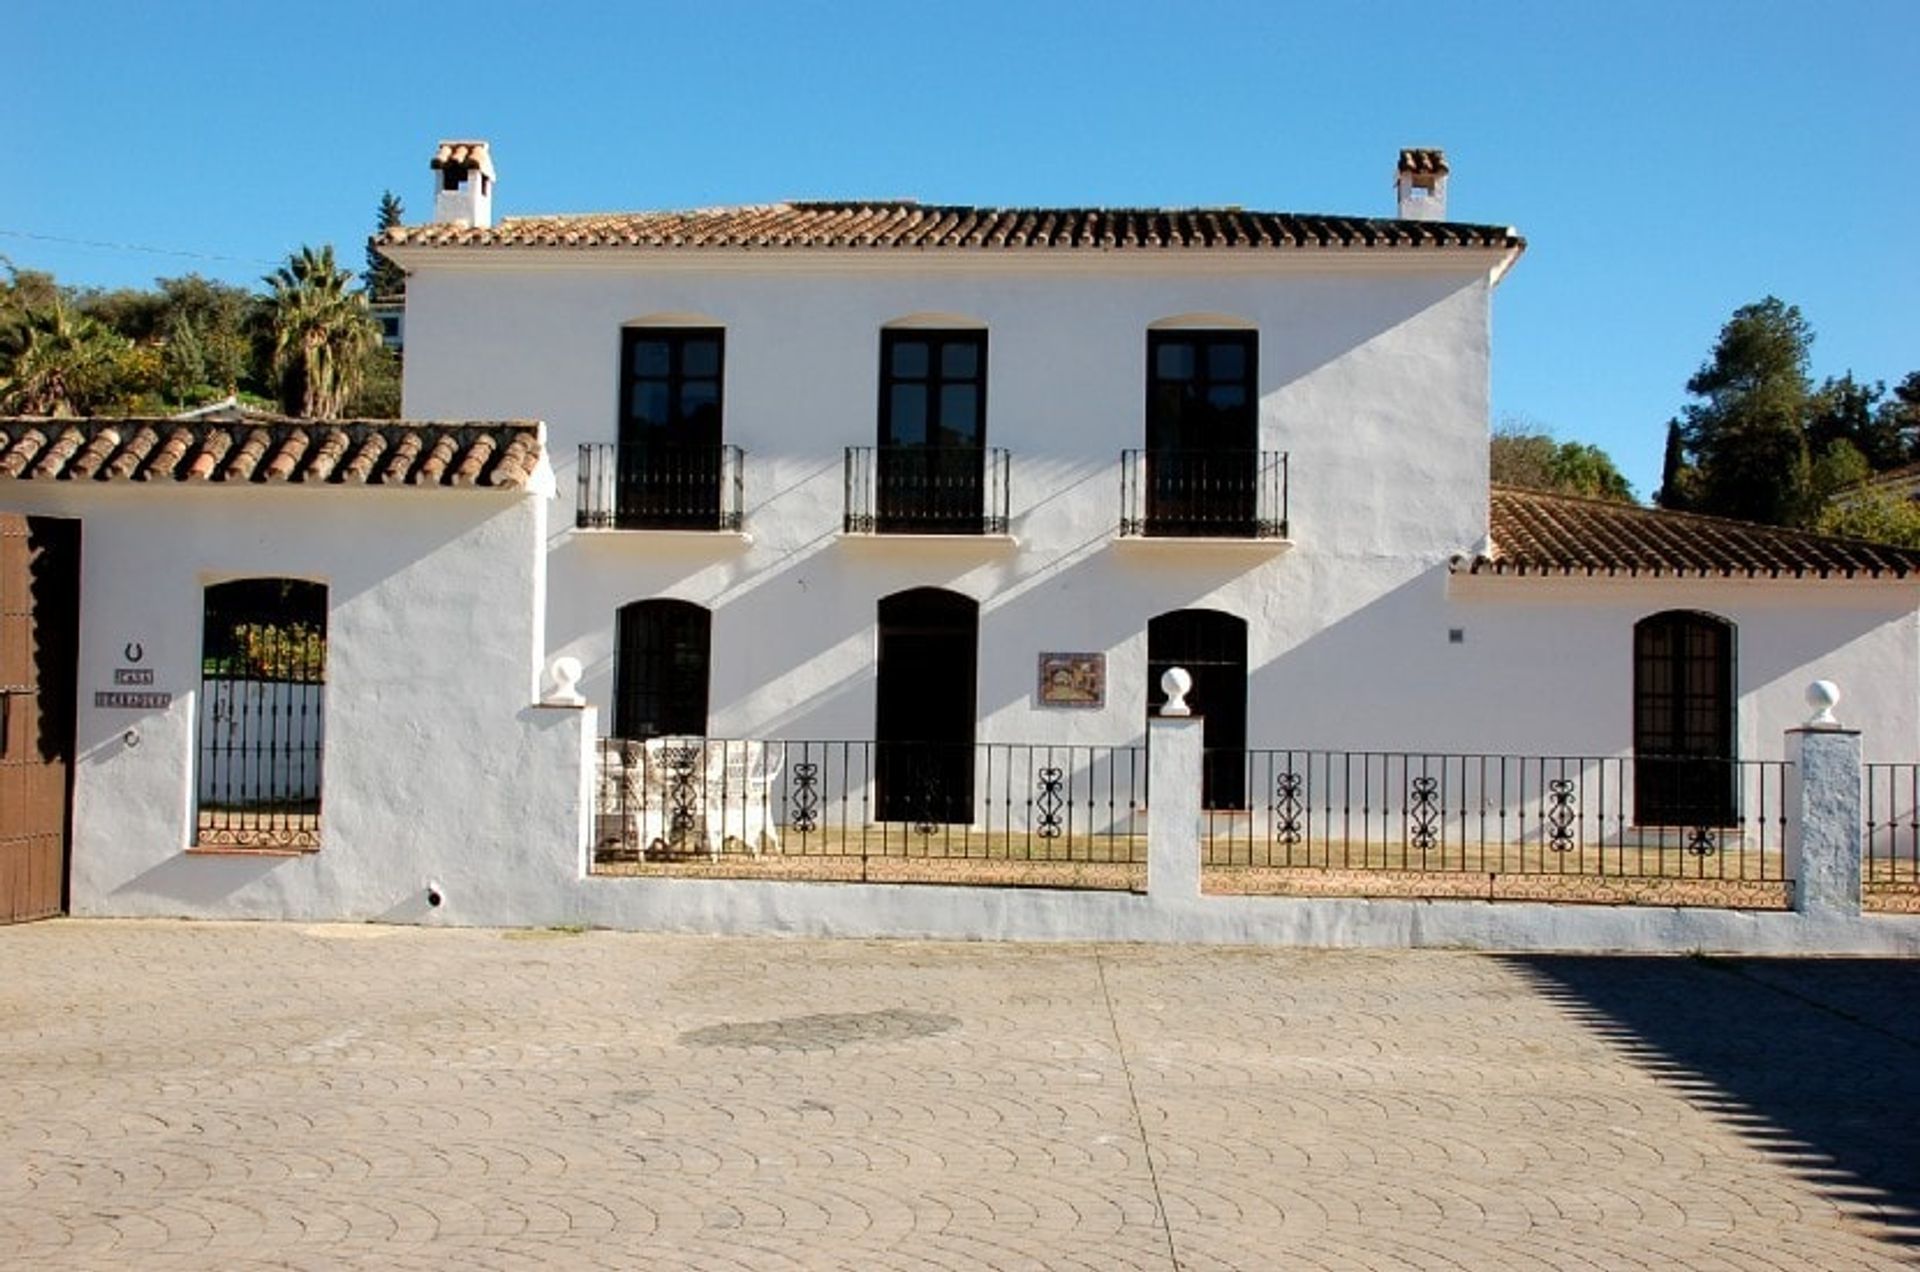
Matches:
[[1465, 486, 1920, 580], [431, 140, 494, 177], [379, 199, 1522, 255], [1398, 148, 1450, 176], [0, 417, 542, 490]]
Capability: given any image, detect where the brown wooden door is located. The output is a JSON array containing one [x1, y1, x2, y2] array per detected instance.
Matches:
[[1, 514, 79, 924]]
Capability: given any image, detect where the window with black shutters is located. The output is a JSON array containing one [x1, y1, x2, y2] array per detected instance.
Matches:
[[1633, 610, 1737, 826], [617, 329, 725, 529], [614, 599, 711, 740]]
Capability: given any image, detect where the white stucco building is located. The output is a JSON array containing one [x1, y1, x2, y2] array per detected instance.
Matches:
[[4, 141, 1918, 947], [380, 141, 1920, 786]]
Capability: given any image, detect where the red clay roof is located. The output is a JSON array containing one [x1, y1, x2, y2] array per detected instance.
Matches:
[[1467, 486, 1920, 580], [1398, 149, 1449, 176], [380, 200, 1521, 253], [0, 418, 542, 489]]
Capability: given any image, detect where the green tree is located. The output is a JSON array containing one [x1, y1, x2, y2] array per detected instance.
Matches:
[[1816, 487, 1920, 549], [1668, 297, 1813, 525], [1490, 420, 1635, 502], [1808, 372, 1907, 472], [263, 245, 378, 418], [344, 344, 402, 418], [0, 297, 138, 415], [364, 191, 407, 300], [1879, 371, 1920, 460]]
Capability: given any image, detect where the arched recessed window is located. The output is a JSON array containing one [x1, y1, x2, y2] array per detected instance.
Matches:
[[197, 578, 327, 848], [1147, 608, 1248, 809], [1634, 610, 1737, 826], [875, 587, 978, 823], [615, 600, 711, 740]]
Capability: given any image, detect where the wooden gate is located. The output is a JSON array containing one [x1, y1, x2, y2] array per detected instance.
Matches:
[[1, 514, 79, 924]]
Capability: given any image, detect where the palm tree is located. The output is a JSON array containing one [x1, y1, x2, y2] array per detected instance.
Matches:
[[0, 298, 132, 416], [264, 245, 378, 418]]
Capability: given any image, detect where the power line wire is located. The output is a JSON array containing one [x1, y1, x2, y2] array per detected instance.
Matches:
[[0, 228, 279, 268]]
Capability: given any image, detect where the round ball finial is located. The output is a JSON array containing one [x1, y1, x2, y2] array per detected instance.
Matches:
[[547, 655, 585, 706], [1804, 679, 1841, 728], [1159, 666, 1193, 717]]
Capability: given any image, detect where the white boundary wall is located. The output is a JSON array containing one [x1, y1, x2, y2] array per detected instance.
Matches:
[[1, 479, 593, 924]]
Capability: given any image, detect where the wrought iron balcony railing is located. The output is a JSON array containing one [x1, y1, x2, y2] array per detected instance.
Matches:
[[1119, 448, 1289, 540], [577, 443, 745, 532], [844, 446, 1011, 535]]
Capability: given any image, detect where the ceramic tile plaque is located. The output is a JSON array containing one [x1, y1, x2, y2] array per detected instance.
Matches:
[[1037, 652, 1104, 708]]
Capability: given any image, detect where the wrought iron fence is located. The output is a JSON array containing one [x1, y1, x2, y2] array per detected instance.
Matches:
[[843, 446, 1011, 534], [1120, 449, 1288, 539], [1865, 763, 1920, 907], [1204, 750, 1791, 900], [593, 738, 1144, 888], [577, 442, 745, 531]]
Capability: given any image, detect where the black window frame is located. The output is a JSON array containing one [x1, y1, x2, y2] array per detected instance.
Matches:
[[615, 327, 727, 530], [874, 329, 989, 533], [614, 599, 712, 741], [1143, 329, 1259, 536], [1633, 610, 1738, 827]]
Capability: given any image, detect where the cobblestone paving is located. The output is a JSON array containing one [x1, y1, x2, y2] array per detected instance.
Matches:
[[2, 920, 1916, 1269]]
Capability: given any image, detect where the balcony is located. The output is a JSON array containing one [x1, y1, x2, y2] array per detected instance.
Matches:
[[577, 443, 745, 532], [1119, 449, 1289, 540], [844, 446, 1012, 536]]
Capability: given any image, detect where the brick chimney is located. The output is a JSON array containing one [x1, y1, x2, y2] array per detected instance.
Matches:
[[1395, 148, 1448, 222], [431, 140, 495, 229]]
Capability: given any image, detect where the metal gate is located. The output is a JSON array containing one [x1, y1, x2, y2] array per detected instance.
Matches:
[[0, 514, 79, 923]]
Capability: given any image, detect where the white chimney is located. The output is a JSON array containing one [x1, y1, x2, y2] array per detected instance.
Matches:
[[1395, 148, 1448, 222], [431, 140, 495, 229]]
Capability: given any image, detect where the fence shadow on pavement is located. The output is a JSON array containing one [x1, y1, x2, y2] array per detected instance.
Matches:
[[1502, 955, 1920, 1252]]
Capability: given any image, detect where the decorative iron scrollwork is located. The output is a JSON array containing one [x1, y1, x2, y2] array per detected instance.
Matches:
[[1272, 771, 1303, 847], [789, 761, 819, 833], [662, 744, 702, 846], [1687, 826, 1719, 856], [1035, 766, 1065, 839], [1409, 775, 1441, 851], [1547, 778, 1577, 853], [913, 762, 945, 836]]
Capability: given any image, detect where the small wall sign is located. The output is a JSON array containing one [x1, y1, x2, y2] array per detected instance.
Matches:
[[1037, 652, 1105, 708], [113, 668, 155, 685], [94, 691, 172, 710]]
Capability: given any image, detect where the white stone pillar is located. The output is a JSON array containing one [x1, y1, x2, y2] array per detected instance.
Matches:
[[1784, 681, 1862, 918], [1148, 668, 1205, 902]]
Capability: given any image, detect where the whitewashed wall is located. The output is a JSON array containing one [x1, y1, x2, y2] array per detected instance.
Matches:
[[0, 481, 591, 922], [1445, 573, 1920, 761], [395, 250, 1501, 750]]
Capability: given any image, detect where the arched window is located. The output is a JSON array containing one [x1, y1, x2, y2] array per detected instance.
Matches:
[[1147, 608, 1248, 809], [1633, 610, 1737, 826], [875, 587, 979, 823], [615, 600, 711, 740], [197, 578, 327, 848]]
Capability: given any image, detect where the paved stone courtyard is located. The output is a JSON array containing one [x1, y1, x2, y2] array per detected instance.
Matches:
[[2, 920, 1916, 1269]]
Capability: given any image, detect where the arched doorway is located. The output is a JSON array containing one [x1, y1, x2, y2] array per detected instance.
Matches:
[[875, 587, 978, 823], [1633, 610, 1736, 826], [1147, 609, 1248, 809], [614, 599, 711, 740]]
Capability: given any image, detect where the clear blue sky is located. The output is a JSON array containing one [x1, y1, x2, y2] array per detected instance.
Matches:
[[8, 1, 1915, 498]]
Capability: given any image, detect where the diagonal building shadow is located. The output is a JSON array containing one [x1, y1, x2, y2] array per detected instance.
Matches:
[[1503, 955, 1920, 1250]]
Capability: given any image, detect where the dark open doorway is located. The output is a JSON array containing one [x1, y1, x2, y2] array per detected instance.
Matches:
[[1147, 608, 1249, 810], [875, 587, 978, 823]]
